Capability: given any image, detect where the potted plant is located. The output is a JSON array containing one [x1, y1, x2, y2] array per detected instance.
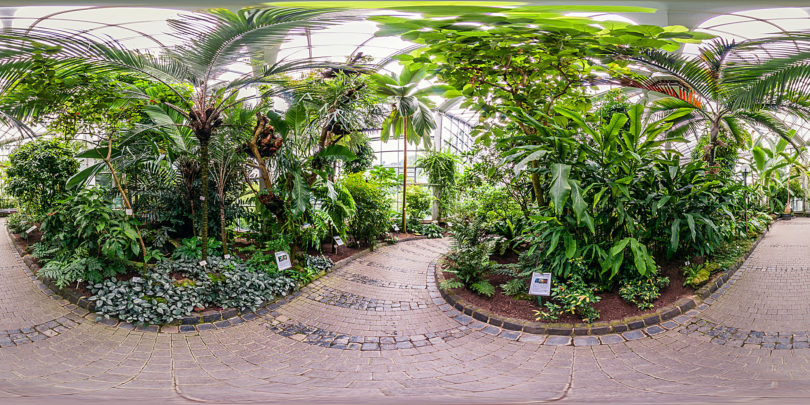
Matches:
[[783, 203, 793, 220]]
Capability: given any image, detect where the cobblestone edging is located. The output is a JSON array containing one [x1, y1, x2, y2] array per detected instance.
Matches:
[[680, 316, 810, 349], [0, 315, 82, 348], [434, 233, 766, 337], [6, 226, 427, 333]]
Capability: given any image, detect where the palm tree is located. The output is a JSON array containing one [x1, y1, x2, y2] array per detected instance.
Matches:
[[373, 67, 448, 233], [8, 7, 348, 260], [612, 38, 810, 165]]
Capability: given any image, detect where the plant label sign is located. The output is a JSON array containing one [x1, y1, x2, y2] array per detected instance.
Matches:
[[275, 251, 292, 271], [223, 254, 231, 260], [333, 236, 345, 247], [392, 224, 400, 232], [528, 272, 552, 296], [125, 209, 133, 216], [25, 225, 37, 235]]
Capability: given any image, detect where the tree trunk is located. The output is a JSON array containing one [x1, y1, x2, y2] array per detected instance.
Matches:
[[200, 140, 209, 260], [401, 116, 408, 233], [103, 137, 148, 274], [530, 161, 543, 206], [706, 120, 720, 165], [220, 198, 228, 256]]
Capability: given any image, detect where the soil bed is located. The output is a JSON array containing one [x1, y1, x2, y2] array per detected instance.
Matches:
[[443, 255, 692, 324]]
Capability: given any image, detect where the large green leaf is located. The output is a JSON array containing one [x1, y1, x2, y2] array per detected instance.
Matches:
[[290, 172, 312, 216], [685, 213, 696, 241], [569, 179, 587, 225], [550, 163, 571, 215], [669, 219, 681, 252], [630, 239, 646, 276], [564, 233, 576, 259], [66, 163, 105, 189], [315, 145, 357, 161]]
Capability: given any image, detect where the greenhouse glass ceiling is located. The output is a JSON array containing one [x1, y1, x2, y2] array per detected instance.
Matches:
[[2, 2, 810, 158]]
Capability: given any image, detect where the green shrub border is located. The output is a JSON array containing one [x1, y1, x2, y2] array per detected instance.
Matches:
[[7, 224, 426, 331], [435, 229, 769, 336]]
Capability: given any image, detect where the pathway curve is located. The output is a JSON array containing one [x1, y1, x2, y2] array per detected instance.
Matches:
[[3, 219, 810, 404]]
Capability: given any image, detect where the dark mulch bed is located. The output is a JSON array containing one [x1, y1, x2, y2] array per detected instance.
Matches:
[[443, 254, 692, 324]]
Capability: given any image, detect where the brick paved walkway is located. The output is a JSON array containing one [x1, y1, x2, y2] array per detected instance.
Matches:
[[4, 219, 810, 404]]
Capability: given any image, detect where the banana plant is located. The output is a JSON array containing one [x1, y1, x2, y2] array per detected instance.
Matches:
[[746, 133, 807, 213]]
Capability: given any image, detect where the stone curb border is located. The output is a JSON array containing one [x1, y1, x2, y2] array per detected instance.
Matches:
[[434, 232, 767, 337], [0, 315, 82, 348], [6, 224, 427, 333]]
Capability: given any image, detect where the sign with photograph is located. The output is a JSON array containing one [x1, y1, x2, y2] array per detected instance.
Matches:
[[275, 251, 292, 271], [333, 236, 345, 247], [528, 272, 552, 296]]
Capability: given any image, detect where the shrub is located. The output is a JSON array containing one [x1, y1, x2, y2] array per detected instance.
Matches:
[[36, 187, 147, 286], [415, 150, 459, 220], [202, 261, 297, 310], [38, 248, 107, 288], [683, 262, 719, 288], [495, 250, 544, 297], [6, 138, 79, 216], [412, 223, 443, 238], [535, 274, 601, 323], [491, 215, 528, 256], [406, 185, 432, 220], [441, 218, 495, 296], [343, 172, 391, 248], [618, 273, 670, 310], [306, 255, 334, 273], [7, 212, 38, 234], [89, 256, 297, 325], [89, 270, 203, 325], [172, 236, 222, 261]]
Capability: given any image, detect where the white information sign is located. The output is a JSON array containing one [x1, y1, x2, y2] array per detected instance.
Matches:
[[198, 260, 207, 267], [275, 251, 292, 271], [333, 236, 345, 247], [528, 272, 552, 296], [25, 225, 37, 235], [199, 196, 205, 201], [125, 209, 133, 216], [392, 224, 400, 232], [223, 254, 231, 260]]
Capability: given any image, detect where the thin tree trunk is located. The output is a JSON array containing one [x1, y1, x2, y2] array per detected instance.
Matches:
[[707, 120, 720, 165], [220, 198, 228, 255], [103, 137, 148, 274], [401, 116, 408, 233], [200, 141, 209, 260], [531, 162, 543, 206]]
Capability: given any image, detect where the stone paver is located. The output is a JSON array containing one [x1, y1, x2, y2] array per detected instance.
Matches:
[[3, 218, 810, 403]]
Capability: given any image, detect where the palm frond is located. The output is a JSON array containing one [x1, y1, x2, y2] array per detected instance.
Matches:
[[627, 48, 716, 100], [167, 7, 346, 84], [737, 110, 804, 151]]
